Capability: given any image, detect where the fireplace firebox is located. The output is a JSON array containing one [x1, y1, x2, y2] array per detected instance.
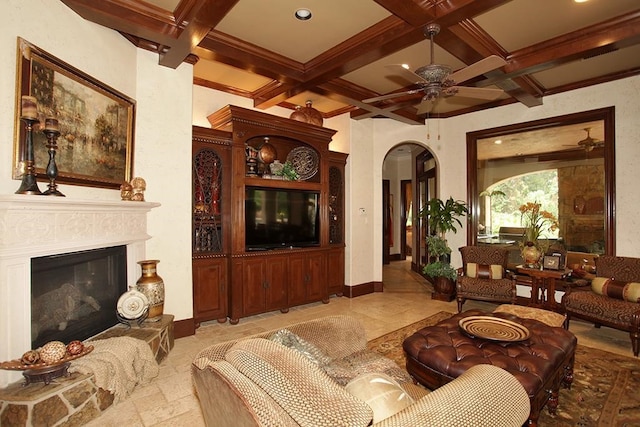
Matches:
[[31, 245, 127, 348]]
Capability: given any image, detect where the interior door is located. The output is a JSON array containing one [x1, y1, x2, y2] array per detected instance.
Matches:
[[415, 151, 436, 274], [383, 179, 390, 265]]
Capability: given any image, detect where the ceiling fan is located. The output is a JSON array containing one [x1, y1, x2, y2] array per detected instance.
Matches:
[[568, 128, 605, 152], [363, 23, 507, 114]]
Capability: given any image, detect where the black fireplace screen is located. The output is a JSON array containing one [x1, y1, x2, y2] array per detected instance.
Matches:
[[31, 245, 127, 348]]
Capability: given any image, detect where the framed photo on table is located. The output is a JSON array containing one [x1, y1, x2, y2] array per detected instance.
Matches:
[[543, 255, 561, 270], [13, 37, 135, 189]]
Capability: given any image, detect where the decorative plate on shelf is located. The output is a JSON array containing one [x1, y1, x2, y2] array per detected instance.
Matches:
[[117, 290, 149, 320], [459, 316, 530, 342], [0, 345, 94, 371], [286, 146, 319, 180]]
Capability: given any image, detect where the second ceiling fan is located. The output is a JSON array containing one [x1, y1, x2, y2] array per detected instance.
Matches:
[[363, 23, 507, 114]]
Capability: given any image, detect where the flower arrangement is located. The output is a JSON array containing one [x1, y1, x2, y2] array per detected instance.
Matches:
[[518, 201, 559, 246]]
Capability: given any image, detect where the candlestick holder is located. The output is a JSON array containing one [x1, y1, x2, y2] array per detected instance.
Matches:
[[42, 128, 65, 197], [15, 117, 42, 195]]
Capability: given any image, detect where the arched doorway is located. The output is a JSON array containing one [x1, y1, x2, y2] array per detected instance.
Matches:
[[382, 143, 436, 275]]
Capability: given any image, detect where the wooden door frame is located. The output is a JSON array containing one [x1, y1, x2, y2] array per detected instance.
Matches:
[[400, 179, 411, 260], [383, 179, 390, 265]]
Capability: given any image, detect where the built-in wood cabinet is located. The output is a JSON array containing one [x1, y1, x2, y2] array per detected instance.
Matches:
[[192, 105, 347, 325], [191, 127, 232, 326]]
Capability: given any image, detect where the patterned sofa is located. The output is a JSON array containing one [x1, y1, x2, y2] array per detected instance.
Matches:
[[191, 315, 530, 427], [562, 255, 640, 356]]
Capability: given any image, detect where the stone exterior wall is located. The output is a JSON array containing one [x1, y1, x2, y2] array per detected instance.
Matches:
[[558, 164, 605, 253]]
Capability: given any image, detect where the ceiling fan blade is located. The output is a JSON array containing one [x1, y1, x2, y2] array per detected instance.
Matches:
[[450, 86, 504, 100], [363, 89, 423, 103], [385, 64, 427, 85], [449, 55, 507, 84], [417, 99, 436, 115]]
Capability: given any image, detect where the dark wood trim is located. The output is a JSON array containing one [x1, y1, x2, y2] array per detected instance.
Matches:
[[173, 317, 196, 338], [342, 281, 383, 298], [466, 106, 616, 256]]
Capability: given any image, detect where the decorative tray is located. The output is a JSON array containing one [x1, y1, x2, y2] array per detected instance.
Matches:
[[287, 146, 319, 180], [459, 316, 530, 342], [0, 345, 94, 371]]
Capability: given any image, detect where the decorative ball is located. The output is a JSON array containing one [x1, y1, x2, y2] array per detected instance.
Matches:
[[40, 341, 67, 364], [258, 141, 277, 165], [66, 340, 85, 356], [21, 350, 40, 365]]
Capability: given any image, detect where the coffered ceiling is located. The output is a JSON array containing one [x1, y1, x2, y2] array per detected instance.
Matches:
[[61, 0, 640, 125]]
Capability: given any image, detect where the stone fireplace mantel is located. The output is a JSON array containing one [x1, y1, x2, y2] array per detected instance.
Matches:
[[0, 195, 160, 387]]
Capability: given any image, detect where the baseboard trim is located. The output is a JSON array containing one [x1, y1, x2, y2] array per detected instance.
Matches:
[[342, 281, 383, 298], [174, 317, 196, 338]]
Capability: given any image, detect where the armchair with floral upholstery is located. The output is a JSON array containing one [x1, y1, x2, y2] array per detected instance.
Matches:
[[456, 245, 518, 312]]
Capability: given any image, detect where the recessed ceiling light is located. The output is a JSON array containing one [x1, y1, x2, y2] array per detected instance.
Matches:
[[574, 0, 589, 3], [295, 8, 312, 20], [494, 139, 502, 145]]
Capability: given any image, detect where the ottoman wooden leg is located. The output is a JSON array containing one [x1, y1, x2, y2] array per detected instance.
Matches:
[[547, 388, 559, 415]]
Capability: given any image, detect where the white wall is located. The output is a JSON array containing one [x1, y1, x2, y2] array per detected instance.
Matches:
[[362, 75, 640, 276], [1, 1, 194, 321]]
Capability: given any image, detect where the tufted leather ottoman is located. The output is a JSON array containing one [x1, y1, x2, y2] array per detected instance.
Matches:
[[403, 309, 576, 427]]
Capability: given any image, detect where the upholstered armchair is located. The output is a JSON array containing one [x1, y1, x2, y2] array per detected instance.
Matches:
[[562, 255, 640, 356], [456, 246, 517, 312]]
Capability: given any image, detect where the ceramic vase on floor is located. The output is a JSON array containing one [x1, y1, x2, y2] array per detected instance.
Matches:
[[135, 260, 165, 321]]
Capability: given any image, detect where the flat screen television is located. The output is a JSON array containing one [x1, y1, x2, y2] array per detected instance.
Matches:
[[245, 187, 320, 250]]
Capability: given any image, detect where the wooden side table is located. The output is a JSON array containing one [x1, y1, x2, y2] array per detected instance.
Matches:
[[516, 266, 572, 310]]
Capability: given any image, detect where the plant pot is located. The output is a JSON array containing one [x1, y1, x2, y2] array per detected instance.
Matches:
[[432, 276, 456, 302]]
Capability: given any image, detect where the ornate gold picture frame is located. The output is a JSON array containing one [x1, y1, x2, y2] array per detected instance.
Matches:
[[13, 37, 135, 189]]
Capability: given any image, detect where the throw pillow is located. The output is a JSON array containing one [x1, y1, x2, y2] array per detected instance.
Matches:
[[345, 373, 414, 423], [591, 277, 640, 303], [466, 263, 504, 279], [269, 329, 332, 367], [226, 338, 373, 427]]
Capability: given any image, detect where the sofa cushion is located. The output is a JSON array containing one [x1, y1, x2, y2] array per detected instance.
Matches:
[[466, 263, 504, 279], [591, 277, 640, 303], [270, 328, 331, 367], [345, 372, 414, 423], [225, 338, 373, 427]]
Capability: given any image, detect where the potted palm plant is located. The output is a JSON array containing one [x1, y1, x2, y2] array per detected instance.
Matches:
[[420, 197, 468, 301]]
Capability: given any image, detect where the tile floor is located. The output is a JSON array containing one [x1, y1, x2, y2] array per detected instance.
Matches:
[[89, 260, 633, 426]]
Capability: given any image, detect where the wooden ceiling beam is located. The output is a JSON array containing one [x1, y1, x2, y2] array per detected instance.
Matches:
[[60, 0, 179, 47], [488, 12, 640, 83], [159, 0, 239, 68]]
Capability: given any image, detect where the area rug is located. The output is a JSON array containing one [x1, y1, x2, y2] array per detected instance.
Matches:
[[367, 311, 640, 427]]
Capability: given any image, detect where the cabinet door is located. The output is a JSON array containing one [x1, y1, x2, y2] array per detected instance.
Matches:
[[289, 253, 327, 305], [242, 258, 268, 316], [265, 256, 288, 311], [305, 252, 326, 302], [192, 258, 227, 323], [288, 254, 307, 306]]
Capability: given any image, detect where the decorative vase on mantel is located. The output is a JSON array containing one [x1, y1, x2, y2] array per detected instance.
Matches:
[[521, 242, 541, 268], [135, 260, 165, 322]]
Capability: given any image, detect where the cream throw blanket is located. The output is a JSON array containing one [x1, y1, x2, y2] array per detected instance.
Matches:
[[69, 336, 159, 402]]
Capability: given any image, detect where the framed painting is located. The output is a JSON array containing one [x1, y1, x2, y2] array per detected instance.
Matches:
[[13, 37, 135, 189]]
